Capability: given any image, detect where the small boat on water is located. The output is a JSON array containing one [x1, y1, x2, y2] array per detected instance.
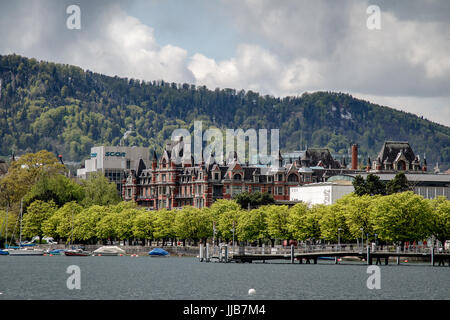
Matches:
[[47, 249, 66, 255], [0, 250, 9, 255], [92, 246, 126, 256], [64, 248, 91, 256], [7, 247, 45, 256], [148, 248, 169, 256], [3, 200, 45, 256]]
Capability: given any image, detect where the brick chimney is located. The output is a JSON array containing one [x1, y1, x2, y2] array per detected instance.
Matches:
[[351, 144, 358, 170]]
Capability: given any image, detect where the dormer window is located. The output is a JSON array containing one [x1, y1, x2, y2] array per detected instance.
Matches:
[[214, 172, 219, 180], [233, 173, 242, 181]]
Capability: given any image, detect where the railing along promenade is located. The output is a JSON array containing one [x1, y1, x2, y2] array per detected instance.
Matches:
[[199, 244, 450, 267]]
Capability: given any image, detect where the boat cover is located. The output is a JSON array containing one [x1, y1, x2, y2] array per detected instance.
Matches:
[[148, 248, 169, 256]]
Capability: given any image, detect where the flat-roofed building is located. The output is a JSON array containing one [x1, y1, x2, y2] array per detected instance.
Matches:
[[77, 146, 151, 193]]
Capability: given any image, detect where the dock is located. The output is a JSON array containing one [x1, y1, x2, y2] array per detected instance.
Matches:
[[199, 244, 450, 266]]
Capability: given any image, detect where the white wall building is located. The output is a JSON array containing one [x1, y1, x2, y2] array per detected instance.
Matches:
[[290, 182, 355, 206], [77, 146, 151, 192]]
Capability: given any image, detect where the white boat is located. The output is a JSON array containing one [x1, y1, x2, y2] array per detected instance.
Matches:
[[6, 248, 44, 256], [92, 246, 126, 256], [4, 199, 44, 256]]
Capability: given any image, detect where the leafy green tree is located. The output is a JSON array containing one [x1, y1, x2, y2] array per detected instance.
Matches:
[[153, 209, 176, 245], [428, 196, 450, 248], [133, 209, 156, 245], [370, 192, 433, 246], [338, 194, 375, 241], [353, 174, 386, 196], [216, 207, 241, 242], [0, 208, 18, 246], [80, 172, 121, 207], [233, 192, 275, 209], [287, 202, 321, 241], [265, 205, 291, 245], [96, 209, 118, 244], [365, 174, 386, 196], [73, 205, 106, 243], [22, 200, 57, 241], [318, 203, 350, 242], [24, 174, 84, 207], [386, 172, 410, 195], [0, 150, 65, 204], [115, 207, 139, 243], [236, 207, 268, 243], [174, 207, 212, 245], [352, 175, 367, 196], [42, 201, 83, 242], [209, 199, 241, 240]]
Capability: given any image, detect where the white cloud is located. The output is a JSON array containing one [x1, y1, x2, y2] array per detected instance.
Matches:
[[0, 0, 449, 126]]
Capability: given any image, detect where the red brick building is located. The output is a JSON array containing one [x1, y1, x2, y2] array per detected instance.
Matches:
[[122, 138, 350, 209]]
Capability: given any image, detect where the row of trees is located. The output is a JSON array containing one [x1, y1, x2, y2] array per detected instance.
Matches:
[[353, 173, 410, 196], [3, 193, 448, 248], [0, 150, 122, 246]]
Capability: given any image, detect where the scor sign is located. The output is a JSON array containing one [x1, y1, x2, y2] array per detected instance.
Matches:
[[105, 152, 126, 157]]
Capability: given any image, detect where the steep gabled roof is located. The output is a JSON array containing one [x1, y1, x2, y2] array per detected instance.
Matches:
[[377, 141, 415, 164]]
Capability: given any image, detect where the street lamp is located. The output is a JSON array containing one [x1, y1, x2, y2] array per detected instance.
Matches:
[[360, 228, 364, 251], [231, 221, 235, 254], [338, 228, 342, 251], [374, 233, 377, 250], [366, 233, 369, 249]]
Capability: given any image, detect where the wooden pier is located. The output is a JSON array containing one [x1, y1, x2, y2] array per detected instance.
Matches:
[[199, 245, 450, 267]]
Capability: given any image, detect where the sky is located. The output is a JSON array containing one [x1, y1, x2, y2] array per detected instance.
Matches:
[[0, 0, 449, 126]]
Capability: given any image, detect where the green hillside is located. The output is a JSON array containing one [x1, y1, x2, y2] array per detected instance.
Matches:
[[0, 54, 449, 169]]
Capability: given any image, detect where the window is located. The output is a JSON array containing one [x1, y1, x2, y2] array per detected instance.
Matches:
[[267, 187, 272, 194], [162, 174, 166, 182], [233, 174, 241, 181], [278, 174, 283, 181], [288, 174, 299, 182], [277, 186, 283, 195], [253, 186, 261, 193], [214, 172, 219, 180], [126, 160, 131, 170], [232, 186, 242, 196], [254, 175, 260, 183]]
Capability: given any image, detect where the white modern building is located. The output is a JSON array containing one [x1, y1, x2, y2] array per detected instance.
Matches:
[[289, 182, 355, 206], [76, 146, 151, 192]]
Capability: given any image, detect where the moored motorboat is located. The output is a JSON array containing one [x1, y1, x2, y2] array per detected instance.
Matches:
[[64, 248, 91, 256], [0, 249, 9, 255], [92, 246, 126, 256], [148, 248, 169, 256], [7, 248, 45, 256], [47, 249, 66, 255]]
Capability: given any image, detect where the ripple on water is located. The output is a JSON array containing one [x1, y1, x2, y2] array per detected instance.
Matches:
[[0, 256, 449, 300]]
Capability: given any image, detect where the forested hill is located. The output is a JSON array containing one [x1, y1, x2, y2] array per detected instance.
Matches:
[[0, 54, 449, 169]]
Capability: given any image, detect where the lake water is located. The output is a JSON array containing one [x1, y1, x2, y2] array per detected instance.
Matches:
[[0, 256, 448, 300]]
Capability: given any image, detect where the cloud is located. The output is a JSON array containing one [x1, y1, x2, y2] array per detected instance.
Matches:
[[0, 0, 449, 125], [0, 0, 194, 83]]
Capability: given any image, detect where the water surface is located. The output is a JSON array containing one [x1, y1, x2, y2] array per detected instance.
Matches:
[[0, 256, 448, 300]]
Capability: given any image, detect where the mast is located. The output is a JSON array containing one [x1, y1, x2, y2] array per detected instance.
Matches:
[[19, 199, 23, 247], [4, 204, 8, 248], [70, 208, 74, 248]]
